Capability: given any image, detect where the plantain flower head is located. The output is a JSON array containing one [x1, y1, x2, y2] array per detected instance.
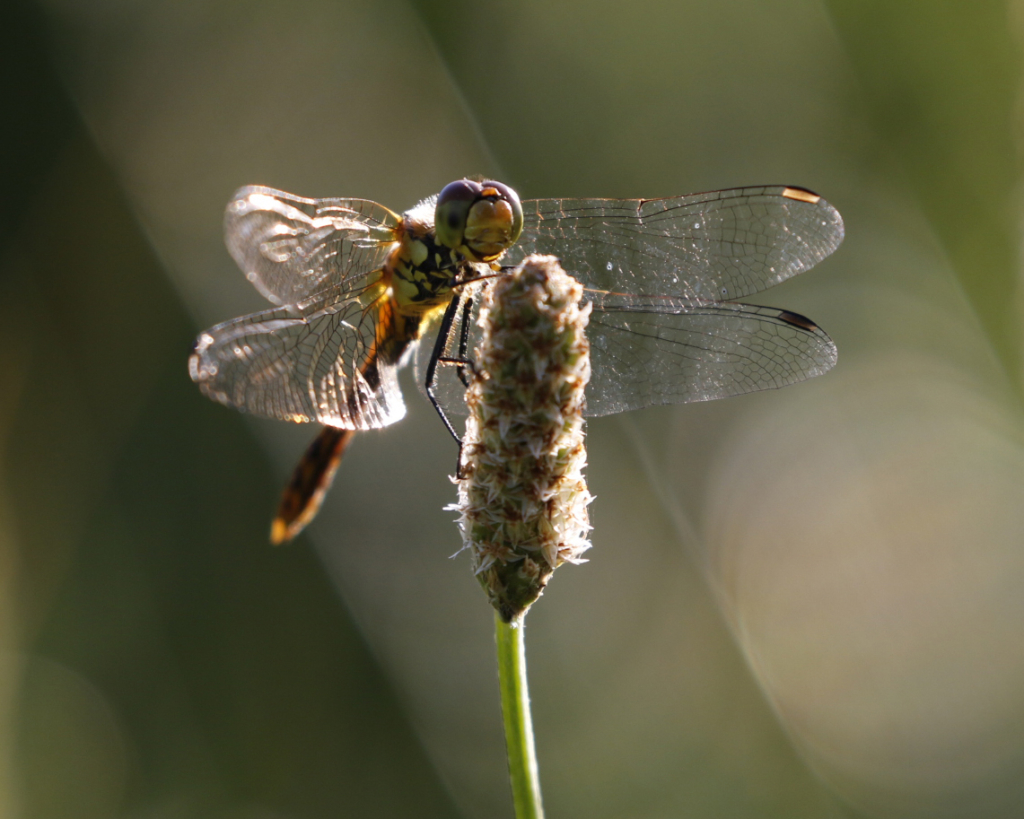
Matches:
[[451, 255, 593, 622]]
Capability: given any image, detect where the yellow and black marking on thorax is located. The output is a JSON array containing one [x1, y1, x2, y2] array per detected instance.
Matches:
[[388, 211, 465, 313], [368, 207, 470, 379]]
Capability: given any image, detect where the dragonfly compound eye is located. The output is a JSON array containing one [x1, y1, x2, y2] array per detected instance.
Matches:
[[435, 179, 482, 251], [461, 180, 524, 263], [482, 180, 523, 245]]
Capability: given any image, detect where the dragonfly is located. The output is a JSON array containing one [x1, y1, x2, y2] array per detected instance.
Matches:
[[189, 178, 843, 543]]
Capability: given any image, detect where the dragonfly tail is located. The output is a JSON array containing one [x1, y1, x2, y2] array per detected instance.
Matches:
[[270, 427, 356, 544]]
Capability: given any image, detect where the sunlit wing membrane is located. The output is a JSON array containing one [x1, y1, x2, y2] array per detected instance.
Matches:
[[509, 185, 843, 302], [225, 186, 400, 307], [419, 283, 836, 419], [580, 294, 836, 415], [189, 290, 406, 429]]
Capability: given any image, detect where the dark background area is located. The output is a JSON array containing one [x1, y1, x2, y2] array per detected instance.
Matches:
[[3, 2, 1024, 818]]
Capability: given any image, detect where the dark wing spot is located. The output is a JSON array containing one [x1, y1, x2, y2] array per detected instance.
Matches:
[[777, 310, 819, 331]]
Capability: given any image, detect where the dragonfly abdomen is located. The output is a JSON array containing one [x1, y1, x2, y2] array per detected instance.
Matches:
[[271, 426, 355, 544]]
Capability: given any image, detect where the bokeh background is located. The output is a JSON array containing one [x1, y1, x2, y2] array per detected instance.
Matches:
[[3, 1, 1024, 817]]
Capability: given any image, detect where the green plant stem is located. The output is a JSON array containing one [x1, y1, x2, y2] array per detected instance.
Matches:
[[495, 613, 545, 819]]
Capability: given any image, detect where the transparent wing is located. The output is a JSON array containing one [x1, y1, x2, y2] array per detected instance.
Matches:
[[509, 186, 843, 302], [420, 284, 836, 418], [581, 293, 836, 416], [189, 284, 406, 429], [225, 186, 400, 307]]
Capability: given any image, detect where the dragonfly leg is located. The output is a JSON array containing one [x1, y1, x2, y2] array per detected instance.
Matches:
[[455, 293, 475, 387], [429, 290, 478, 382], [425, 292, 466, 446], [434, 354, 478, 382]]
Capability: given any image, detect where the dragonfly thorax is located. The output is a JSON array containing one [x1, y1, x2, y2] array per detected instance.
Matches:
[[387, 210, 465, 312]]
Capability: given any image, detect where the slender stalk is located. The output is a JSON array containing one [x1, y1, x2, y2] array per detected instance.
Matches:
[[495, 613, 545, 819], [451, 258, 590, 816]]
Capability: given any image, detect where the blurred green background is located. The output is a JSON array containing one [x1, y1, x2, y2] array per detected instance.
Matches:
[[3, 1, 1024, 817]]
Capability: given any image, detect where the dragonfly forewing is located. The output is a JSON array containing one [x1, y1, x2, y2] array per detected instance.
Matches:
[[509, 186, 843, 302], [225, 186, 400, 308]]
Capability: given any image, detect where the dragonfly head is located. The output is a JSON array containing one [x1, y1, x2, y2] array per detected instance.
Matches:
[[435, 179, 523, 263]]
